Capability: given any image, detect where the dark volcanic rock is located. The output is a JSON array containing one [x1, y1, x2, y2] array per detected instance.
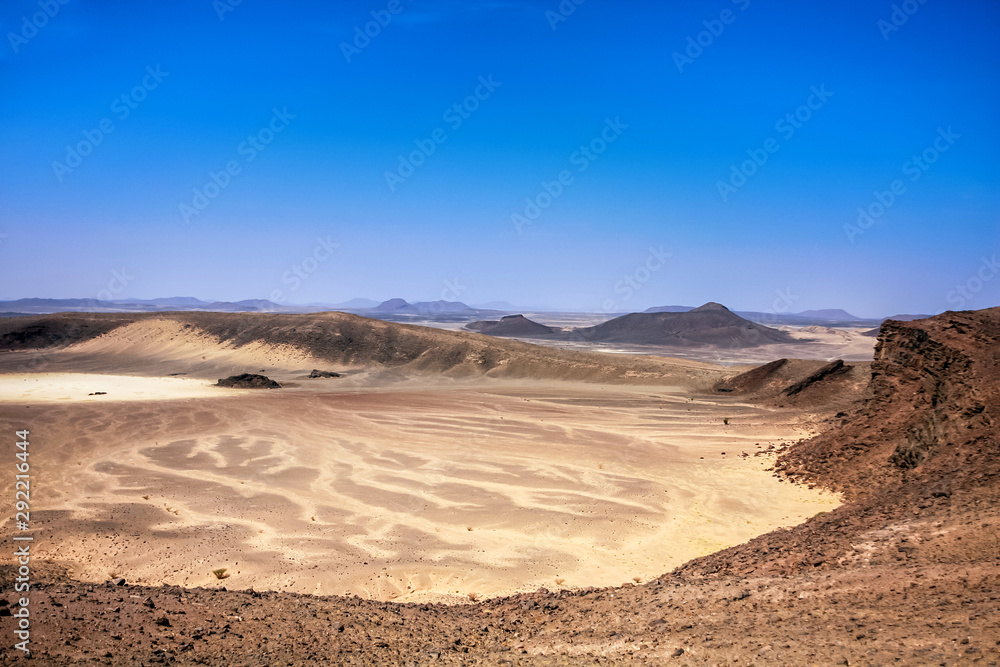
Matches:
[[217, 373, 281, 389], [308, 369, 341, 378], [570, 302, 794, 347], [465, 314, 557, 337]]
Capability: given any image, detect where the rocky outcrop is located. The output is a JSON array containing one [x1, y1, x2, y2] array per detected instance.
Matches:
[[465, 314, 557, 337], [676, 307, 1000, 580], [778, 308, 998, 498], [217, 373, 281, 389]]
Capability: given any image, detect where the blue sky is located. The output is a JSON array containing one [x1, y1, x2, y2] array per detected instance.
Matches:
[[1, 0, 998, 317]]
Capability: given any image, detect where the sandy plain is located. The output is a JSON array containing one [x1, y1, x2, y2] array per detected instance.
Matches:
[[0, 319, 839, 605]]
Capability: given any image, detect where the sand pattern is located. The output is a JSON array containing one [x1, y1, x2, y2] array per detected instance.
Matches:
[[2, 372, 837, 603]]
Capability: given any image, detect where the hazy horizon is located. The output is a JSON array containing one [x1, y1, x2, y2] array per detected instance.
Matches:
[[2, 0, 998, 318], [0, 293, 945, 320]]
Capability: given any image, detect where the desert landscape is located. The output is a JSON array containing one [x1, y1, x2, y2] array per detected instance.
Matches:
[[1, 306, 998, 664], [0, 311, 847, 601], [3, 1, 998, 664]]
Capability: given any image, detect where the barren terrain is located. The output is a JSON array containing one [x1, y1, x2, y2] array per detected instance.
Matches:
[[0, 315, 839, 603], [0, 308, 997, 665]]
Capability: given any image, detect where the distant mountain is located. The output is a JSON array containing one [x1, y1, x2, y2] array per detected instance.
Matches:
[[0, 297, 293, 315], [330, 298, 379, 309], [0, 298, 116, 313], [734, 310, 882, 327], [232, 299, 283, 311], [369, 298, 486, 316], [643, 305, 693, 313], [883, 313, 934, 322], [643, 305, 878, 326], [129, 297, 209, 307], [796, 309, 859, 321], [409, 300, 476, 314], [571, 302, 795, 347], [373, 298, 410, 311], [472, 300, 521, 311], [465, 314, 558, 337]]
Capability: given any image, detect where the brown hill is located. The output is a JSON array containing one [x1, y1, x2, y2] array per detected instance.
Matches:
[[570, 302, 795, 347], [464, 314, 557, 337], [780, 306, 999, 498], [714, 357, 871, 410], [0, 310, 723, 387], [676, 306, 1000, 581]]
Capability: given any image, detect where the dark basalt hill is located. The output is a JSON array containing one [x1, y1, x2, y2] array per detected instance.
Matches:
[[570, 302, 796, 347], [464, 314, 557, 337]]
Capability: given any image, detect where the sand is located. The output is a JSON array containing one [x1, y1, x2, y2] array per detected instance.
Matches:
[[0, 373, 230, 403], [417, 323, 879, 366], [2, 367, 838, 604]]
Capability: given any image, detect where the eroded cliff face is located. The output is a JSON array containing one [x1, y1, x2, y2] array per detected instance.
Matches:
[[673, 307, 1000, 580], [777, 307, 999, 500]]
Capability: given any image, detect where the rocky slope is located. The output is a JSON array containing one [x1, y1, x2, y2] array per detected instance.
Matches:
[[676, 307, 1000, 581]]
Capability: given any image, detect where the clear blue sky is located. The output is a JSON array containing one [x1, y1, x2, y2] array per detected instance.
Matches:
[[1, 0, 998, 317]]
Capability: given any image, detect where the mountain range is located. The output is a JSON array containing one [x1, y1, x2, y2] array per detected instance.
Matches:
[[0, 296, 936, 326]]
